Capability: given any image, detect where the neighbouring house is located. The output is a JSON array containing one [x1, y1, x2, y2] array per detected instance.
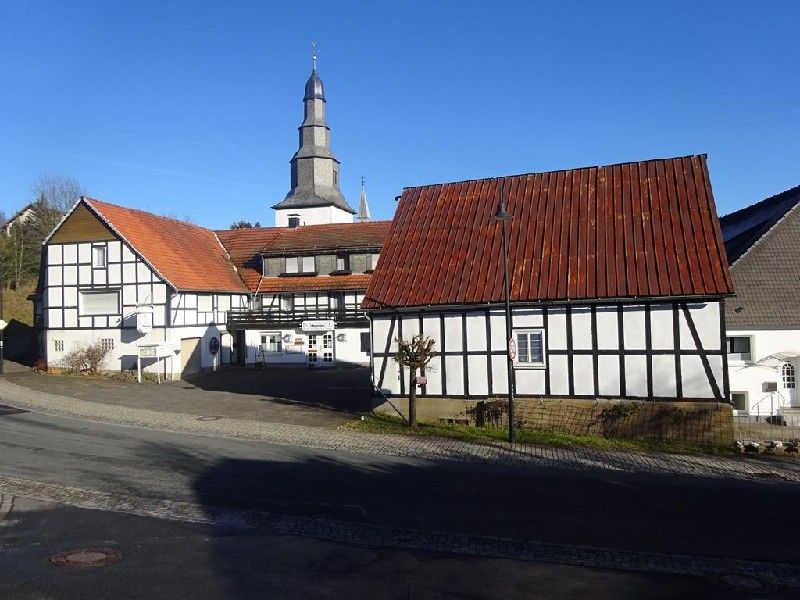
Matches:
[[721, 184, 800, 417], [217, 220, 388, 368], [3, 202, 39, 235], [33, 60, 389, 377], [364, 155, 734, 411]]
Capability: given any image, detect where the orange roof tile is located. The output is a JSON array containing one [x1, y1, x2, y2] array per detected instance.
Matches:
[[260, 274, 372, 293], [83, 198, 249, 293], [216, 222, 390, 292]]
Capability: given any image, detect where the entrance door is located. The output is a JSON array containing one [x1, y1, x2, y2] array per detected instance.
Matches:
[[180, 337, 202, 377], [307, 332, 334, 367], [235, 330, 246, 365]]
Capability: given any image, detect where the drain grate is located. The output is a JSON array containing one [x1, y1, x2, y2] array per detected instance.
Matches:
[[50, 548, 123, 569]]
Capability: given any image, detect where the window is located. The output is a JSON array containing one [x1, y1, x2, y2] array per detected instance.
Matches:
[[308, 334, 318, 363], [302, 256, 315, 273], [726, 337, 751, 362], [92, 245, 107, 268], [330, 292, 345, 311], [370, 253, 380, 270], [336, 253, 350, 272], [259, 332, 283, 354], [280, 295, 293, 312], [730, 392, 748, 412], [197, 295, 213, 313], [360, 331, 370, 354], [323, 332, 334, 362], [54, 339, 64, 352], [79, 290, 120, 316], [288, 215, 300, 228], [782, 363, 796, 389], [285, 257, 299, 274], [101, 338, 114, 352], [333, 170, 338, 185], [515, 329, 545, 366]]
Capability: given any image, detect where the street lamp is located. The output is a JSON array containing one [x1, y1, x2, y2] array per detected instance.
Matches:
[[494, 182, 515, 443]]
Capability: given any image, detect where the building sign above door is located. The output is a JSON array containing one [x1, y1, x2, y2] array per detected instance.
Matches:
[[301, 320, 334, 332]]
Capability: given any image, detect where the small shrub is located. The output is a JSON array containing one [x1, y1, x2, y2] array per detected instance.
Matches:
[[32, 357, 48, 372], [62, 341, 111, 375]]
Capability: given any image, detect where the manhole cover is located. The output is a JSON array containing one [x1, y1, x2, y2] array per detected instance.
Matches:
[[711, 573, 776, 593], [50, 547, 123, 568], [196, 415, 223, 422]]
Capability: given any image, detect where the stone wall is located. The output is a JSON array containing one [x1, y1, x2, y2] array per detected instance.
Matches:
[[374, 396, 734, 445]]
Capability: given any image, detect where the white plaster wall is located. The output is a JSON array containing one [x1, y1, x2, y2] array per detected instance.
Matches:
[[242, 325, 370, 367], [727, 328, 800, 415], [274, 205, 353, 227]]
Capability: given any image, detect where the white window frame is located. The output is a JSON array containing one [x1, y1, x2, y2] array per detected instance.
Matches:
[[726, 336, 752, 363], [782, 363, 796, 389], [54, 339, 64, 352], [370, 253, 380, 270], [92, 245, 107, 268], [285, 257, 299, 274], [301, 256, 315, 273], [78, 289, 120, 316], [336, 253, 350, 272], [513, 328, 546, 368], [730, 391, 748, 413], [259, 332, 283, 354]]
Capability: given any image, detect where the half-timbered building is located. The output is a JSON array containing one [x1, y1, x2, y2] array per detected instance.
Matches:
[[721, 184, 800, 416], [34, 59, 390, 377], [364, 155, 735, 405]]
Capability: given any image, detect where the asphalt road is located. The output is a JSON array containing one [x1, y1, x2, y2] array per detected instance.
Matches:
[[1, 405, 799, 598]]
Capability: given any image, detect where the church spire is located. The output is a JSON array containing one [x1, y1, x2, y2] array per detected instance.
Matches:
[[356, 176, 371, 222], [271, 46, 355, 225]]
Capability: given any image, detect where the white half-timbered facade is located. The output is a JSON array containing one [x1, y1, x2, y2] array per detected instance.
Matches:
[[365, 155, 735, 404], [37, 198, 250, 378]]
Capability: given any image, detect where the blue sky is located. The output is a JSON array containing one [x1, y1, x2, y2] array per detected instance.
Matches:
[[1, 1, 798, 228]]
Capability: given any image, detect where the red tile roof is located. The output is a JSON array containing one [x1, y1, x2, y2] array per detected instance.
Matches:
[[215, 227, 283, 291], [364, 155, 734, 309], [260, 274, 372, 293], [216, 221, 390, 292], [83, 198, 249, 293], [257, 221, 390, 255]]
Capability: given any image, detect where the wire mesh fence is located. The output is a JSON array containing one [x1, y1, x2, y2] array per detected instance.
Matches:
[[733, 413, 800, 443], [464, 398, 734, 446]]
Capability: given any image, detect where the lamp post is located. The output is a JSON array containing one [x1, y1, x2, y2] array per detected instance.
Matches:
[[494, 182, 515, 443]]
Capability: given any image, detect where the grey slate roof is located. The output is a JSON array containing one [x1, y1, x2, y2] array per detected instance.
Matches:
[[722, 185, 800, 329]]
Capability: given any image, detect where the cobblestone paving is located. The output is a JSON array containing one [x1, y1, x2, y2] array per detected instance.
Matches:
[[2, 378, 799, 483], [1, 474, 798, 589]]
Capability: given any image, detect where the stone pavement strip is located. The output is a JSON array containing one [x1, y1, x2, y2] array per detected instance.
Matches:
[[1, 378, 800, 483], [1, 474, 799, 589]]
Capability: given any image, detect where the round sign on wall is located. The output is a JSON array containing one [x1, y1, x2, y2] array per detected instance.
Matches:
[[508, 337, 517, 361], [209, 337, 220, 355]]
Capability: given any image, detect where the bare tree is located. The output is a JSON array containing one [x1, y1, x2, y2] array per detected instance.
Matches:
[[30, 173, 85, 213], [394, 334, 436, 427]]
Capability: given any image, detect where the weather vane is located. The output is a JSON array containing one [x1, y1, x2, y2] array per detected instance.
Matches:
[[311, 41, 318, 71]]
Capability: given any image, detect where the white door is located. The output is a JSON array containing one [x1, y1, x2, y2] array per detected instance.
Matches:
[[307, 332, 334, 367], [781, 363, 797, 406]]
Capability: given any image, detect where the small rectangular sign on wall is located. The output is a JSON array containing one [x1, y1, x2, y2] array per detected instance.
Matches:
[[301, 320, 334, 332]]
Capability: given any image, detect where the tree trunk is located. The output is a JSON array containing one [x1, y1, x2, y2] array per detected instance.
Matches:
[[408, 366, 417, 428]]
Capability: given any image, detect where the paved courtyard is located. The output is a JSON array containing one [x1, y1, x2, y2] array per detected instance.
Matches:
[[3, 364, 371, 429]]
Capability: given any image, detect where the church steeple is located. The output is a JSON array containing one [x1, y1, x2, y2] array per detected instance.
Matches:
[[356, 176, 371, 222], [272, 45, 355, 227]]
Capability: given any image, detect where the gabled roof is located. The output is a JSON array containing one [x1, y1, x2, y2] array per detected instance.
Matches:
[[720, 184, 800, 264], [216, 221, 390, 292], [364, 155, 733, 309], [722, 184, 800, 329], [215, 227, 283, 290], [73, 198, 249, 293]]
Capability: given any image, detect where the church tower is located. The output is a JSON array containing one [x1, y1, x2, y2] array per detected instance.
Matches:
[[272, 48, 355, 227]]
